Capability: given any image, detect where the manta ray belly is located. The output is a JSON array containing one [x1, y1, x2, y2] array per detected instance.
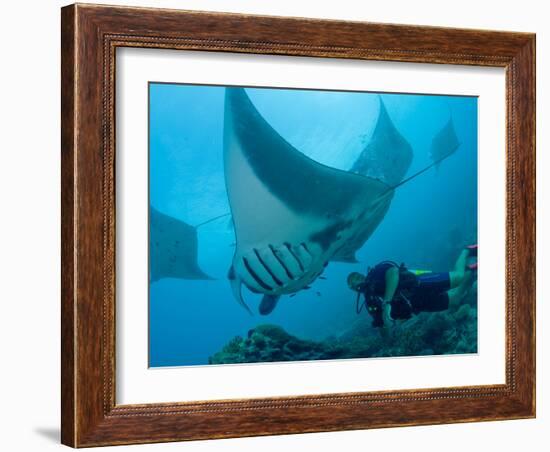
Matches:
[[230, 188, 393, 298], [227, 148, 370, 297], [226, 134, 334, 295], [231, 221, 360, 296], [232, 241, 325, 295]]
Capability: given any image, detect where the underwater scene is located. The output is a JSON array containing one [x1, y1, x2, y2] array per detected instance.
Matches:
[[149, 83, 478, 367]]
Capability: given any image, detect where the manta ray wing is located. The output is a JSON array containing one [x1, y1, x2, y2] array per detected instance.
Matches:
[[430, 117, 461, 170], [223, 87, 393, 313], [350, 97, 413, 186], [330, 198, 393, 263], [150, 207, 214, 282], [333, 97, 413, 263]]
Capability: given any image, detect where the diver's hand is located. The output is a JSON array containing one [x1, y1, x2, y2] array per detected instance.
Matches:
[[376, 301, 395, 341], [382, 301, 394, 328]]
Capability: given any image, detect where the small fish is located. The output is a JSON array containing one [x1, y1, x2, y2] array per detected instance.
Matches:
[[316, 291, 322, 297], [318, 276, 327, 280]]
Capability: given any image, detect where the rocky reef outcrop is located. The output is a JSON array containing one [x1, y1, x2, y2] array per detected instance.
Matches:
[[209, 287, 478, 364], [209, 324, 346, 364]]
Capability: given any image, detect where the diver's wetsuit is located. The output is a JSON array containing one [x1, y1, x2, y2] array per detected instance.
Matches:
[[360, 262, 451, 327]]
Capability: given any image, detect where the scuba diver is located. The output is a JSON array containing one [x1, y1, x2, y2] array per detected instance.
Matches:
[[347, 245, 477, 328]]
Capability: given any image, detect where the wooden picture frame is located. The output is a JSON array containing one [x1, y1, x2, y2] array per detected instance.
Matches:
[[61, 3, 535, 447]]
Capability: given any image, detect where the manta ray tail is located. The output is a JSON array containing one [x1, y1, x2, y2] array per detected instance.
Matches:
[[389, 147, 459, 192]]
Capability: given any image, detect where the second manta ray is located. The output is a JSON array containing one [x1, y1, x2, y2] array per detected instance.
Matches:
[[224, 88, 399, 315]]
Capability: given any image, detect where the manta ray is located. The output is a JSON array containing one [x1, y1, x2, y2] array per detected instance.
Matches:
[[149, 207, 213, 282], [430, 117, 461, 171], [334, 98, 414, 263], [350, 98, 413, 187], [223, 88, 397, 315]]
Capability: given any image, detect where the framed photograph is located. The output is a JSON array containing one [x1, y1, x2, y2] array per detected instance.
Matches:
[[61, 3, 536, 447]]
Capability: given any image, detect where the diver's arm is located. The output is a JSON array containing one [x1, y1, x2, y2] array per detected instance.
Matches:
[[382, 266, 399, 327], [383, 266, 399, 302]]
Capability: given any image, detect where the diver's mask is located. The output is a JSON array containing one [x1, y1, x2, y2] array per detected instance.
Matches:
[[347, 272, 366, 292]]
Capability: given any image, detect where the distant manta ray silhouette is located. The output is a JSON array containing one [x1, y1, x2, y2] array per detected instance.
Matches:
[[149, 207, 215, 282], [350, 97, 413, 187], [430, 116, 461, 171]]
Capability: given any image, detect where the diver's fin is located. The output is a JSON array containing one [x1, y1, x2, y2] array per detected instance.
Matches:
[[466, 244, 478, 257], [259, 294, 281, 316], [228, 266, 253, 315]]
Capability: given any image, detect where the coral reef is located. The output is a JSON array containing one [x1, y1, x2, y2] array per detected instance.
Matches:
[[209, 324, 346, 364], [209, 287, 478, 364]]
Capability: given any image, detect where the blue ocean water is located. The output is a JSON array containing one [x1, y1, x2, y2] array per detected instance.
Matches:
[[149, 83, 478, 367]]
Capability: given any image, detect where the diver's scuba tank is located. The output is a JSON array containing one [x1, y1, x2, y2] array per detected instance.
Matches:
[[355, 261, 418, 325]]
